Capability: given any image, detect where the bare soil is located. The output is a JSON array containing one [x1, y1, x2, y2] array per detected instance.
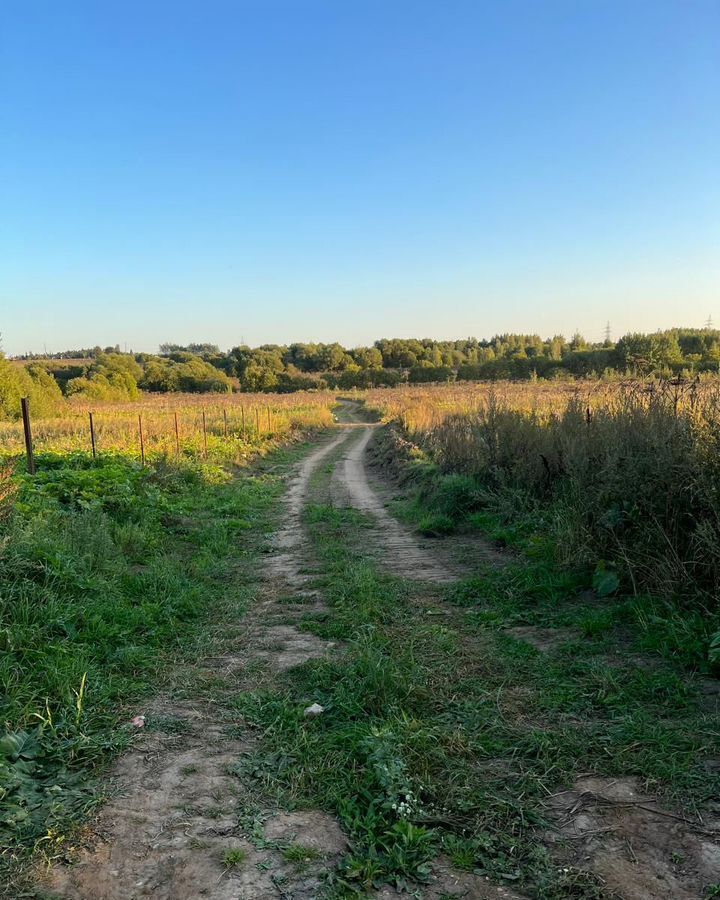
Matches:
[[504, 625, 579, 652], [547, 776, 720, 900]]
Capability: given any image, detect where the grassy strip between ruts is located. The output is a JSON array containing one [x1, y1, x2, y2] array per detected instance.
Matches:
[[0, 442, 312, 894], [231, 469, 720, 897]]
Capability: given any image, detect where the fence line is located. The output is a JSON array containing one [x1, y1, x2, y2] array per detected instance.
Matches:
[[11, 397, 328, 473], [20, 398, 35, 475]]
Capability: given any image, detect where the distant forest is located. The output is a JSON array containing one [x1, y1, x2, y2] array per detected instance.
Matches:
[[4, 329, 720, 412]]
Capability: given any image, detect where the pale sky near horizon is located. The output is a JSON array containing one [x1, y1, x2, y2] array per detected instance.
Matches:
[[1, 0, 719, 356]]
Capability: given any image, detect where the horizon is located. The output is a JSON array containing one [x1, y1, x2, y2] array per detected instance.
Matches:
[[6, 320, 720, 360], [2, 1, 719, 356]]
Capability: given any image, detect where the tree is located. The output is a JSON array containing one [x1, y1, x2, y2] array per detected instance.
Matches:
[[351, 347, 383, 369], [615, 333, 682, 374]]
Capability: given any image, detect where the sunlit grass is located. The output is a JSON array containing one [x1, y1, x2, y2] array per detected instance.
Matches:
[[0, 391, 335, 464]]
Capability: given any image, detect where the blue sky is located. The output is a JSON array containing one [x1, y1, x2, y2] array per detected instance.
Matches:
[[1, 0, 718, 355]]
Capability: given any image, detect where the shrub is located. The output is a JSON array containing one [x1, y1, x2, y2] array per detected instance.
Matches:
[[0, 355, 64, 420]]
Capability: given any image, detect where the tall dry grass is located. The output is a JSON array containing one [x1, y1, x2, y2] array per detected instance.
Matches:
[[0, 391, 335, 462], [370, 380, 720, 603]]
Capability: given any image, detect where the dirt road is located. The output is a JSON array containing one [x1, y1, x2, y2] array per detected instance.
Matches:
[[42, 410, 474, 900], [42, 410, 720, 900], [270, 399, 467, 587]]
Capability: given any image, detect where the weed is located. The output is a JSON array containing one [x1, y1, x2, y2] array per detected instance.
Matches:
[[282, 842, 321, 864], [416, 513, 455, 536], [223, 847, 248, 868]]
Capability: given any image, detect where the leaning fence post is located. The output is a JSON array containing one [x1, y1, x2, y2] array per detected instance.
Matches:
[[223, 408, 228, 437], [89, 412, 97, 459], [138, 414, 145, 466], [174, 412, 180, 457], [20, 397, 35, 474]]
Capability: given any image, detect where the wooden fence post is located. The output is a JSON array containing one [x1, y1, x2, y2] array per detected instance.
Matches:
[[255, 407, 260, 434], [241, 405, 246, 440], [202, 410, 208, 457], [223, 408, 228, 437], [266, 405, 271, 432], [20, 398, 35, 474], [89, 412, 97, 458], [174, 412, 180, 457], [138, 414, 145, 466]]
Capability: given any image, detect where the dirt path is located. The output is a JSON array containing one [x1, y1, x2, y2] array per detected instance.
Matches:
[[332, 426, 458, 583], [40, 414, 504, 899], [42, 435, 354, 900], [269, 428, 355, 588], [273, 399, 467, 587]]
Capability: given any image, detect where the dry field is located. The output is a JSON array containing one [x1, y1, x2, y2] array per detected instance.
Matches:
[[0, 391, 335, 462], [361, 377, 720, 433]]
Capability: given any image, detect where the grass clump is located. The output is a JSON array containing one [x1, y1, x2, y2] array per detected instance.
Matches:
[[282, 842, 321, 864], [416, 513, 455, 536], [223, 847, 248, 868]]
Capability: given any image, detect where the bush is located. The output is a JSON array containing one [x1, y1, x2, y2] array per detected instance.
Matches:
[[0, 356, 64, 420]]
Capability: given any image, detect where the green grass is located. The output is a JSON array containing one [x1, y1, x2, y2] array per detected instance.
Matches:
[[223, 847, 248, 868], [227, 474, 719, 897], [0, 448, 290, 885], [282, 842, 321, 864]]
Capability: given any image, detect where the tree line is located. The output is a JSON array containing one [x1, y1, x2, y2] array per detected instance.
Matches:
[[3, 327, 720, 416]]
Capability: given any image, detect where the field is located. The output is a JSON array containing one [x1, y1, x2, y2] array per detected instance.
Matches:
[[0, 391, 335, 463], [1, 381, 719, 899]]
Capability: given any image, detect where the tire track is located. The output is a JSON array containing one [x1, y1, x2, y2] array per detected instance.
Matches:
[[334, 425, 458, 583]]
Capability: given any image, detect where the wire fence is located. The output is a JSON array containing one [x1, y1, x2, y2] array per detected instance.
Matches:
[[1, 392, 335, 470]]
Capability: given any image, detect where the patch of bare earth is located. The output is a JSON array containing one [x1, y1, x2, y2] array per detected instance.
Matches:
[[546, 775, 720, 899], [694, 676, 720, 716], [44, 703, 346, 900], [42, 434, 351, 900], [373, 857, 527, 898], [504, 625, 579, 652]]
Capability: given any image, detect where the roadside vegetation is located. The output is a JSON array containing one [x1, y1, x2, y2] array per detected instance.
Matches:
[[0, 409, 325, 893], [366, 381, 720, 674]]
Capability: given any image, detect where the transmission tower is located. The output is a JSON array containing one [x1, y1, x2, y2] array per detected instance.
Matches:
[[705, 315, 714, 330], [603, 321, 612, 343]]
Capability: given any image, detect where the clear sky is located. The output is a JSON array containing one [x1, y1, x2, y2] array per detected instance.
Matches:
[[1, 0, 719, 355]]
